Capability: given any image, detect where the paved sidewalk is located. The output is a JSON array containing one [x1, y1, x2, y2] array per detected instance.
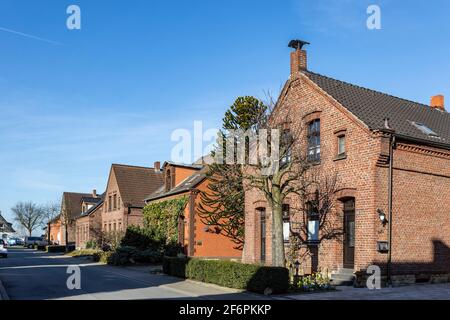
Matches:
[[281, 283, 450, 300]]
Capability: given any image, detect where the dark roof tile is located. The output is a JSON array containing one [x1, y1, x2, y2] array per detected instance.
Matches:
[[304, 71, 450, 147]]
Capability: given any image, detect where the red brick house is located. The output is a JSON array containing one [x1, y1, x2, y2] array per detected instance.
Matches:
[[50, 192, 97, 245], [75, 192, 104, 249], [243, 40, 450, 284], [145, 161, 242, 259], [101, 163, 164, 234]]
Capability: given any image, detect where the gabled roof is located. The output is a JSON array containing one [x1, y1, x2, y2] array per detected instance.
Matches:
[[0, 212, 15, 233], [81, 196, 102, 204], [145, 167, 207, 202], [304, 71, 450, 148], [112, 164, 164, 208], [163, 161, 203, 170], [78, 193, 105, 219], [63, 192, 93, 220]]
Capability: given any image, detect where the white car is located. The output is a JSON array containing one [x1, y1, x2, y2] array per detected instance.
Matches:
[[0, 239, 7, 258]]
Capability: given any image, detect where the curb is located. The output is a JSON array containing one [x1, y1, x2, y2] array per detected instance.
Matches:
[[0, 279, 10, 300]]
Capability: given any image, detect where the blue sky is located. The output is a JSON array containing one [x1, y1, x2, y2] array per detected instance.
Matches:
[[1, 0, 449, 229]]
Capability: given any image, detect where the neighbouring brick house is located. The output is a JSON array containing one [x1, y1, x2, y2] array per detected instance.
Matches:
[[145, 161, 242, 259], [243, 40, 450, 284], [101, 163, 164, 234], [50, 192, 96, 245], [75, 192, 104, 249], [48, 216, 61, 244]]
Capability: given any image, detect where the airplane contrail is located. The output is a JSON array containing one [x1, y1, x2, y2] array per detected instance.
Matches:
[[0, 26, 63, 45]]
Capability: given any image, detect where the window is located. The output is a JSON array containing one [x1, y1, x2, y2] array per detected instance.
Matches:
[[118, 221, 122, 231], [337, 134, 346, 156], [103, 224, 107, 231], [307, 119, 321, 162], [280, 129, 293, 167], [257, 208, 267, 263], [306, 201, 319, 242], [108, 196, 112, 212], [108, 223, 111, 232], [113, 194, 117, 210], [282, 204, 290, 242], [113, 223, 116, 231], [118, 197, 121, 210]]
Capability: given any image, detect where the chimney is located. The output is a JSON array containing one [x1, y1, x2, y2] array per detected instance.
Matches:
[[92, 189, 97, 198], [289, 39, 310, 75], [154, 161, 161, 172], [431, 95, 445, 111]]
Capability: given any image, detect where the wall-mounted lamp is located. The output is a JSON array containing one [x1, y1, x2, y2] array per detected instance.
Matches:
[[377, 209, 388, 225]]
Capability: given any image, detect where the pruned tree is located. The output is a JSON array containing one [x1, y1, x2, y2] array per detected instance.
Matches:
[[286, 171, 342, 272], [197, 96, 267, 250], [243, 101, 341, 267], [11, 202, 45, 237]]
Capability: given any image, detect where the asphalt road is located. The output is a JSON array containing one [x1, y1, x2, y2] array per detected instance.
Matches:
[[0, 248, 265, 300]]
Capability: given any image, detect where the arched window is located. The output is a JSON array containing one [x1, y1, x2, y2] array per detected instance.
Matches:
[[307, 119, 321, 162]]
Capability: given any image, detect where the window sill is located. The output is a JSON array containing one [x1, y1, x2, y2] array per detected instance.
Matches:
[[308, 160, 321, 166], [333, 154, 347, 162]]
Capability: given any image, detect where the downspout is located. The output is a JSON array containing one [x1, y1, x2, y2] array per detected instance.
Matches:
[[387, 134, 396, 286]]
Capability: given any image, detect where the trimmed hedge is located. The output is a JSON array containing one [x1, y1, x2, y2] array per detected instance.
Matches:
[[46, 245, 67, 253], [163, 257, 289, 294]]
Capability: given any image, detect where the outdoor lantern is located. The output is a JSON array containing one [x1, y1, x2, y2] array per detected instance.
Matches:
[[294, 260, 300, 276], [377, 209, 388, 224]]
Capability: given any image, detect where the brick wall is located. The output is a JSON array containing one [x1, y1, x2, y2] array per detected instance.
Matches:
[[243, 71, 450, 276]]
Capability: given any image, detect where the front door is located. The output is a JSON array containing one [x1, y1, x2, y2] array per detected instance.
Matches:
[[343, 199, 355, 268]]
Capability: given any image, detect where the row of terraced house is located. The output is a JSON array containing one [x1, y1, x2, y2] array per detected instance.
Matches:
[[48, 41, 450, 284]]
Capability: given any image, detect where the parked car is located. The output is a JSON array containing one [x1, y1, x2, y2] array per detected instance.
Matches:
[[24, 236, 47, 248], [0, 240, 7, 258], [8, 238, 17, 246]]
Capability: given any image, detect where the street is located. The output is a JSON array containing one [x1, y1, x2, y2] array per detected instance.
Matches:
[[0, 248, 264, 300]]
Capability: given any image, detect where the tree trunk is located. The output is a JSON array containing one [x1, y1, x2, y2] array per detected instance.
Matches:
[[65, 224, 69, 252], [271, 192, 286, 267]]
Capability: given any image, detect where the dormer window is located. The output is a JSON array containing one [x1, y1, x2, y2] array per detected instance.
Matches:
[[412, 122, 439, 137]]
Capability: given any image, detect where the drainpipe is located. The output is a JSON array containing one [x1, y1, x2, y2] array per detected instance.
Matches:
[[387, 133, 396, 286]]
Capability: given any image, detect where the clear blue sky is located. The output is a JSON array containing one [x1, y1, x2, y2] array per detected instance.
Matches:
[[1, 0, 449, 230]]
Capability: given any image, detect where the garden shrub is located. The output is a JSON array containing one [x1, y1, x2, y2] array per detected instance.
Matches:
[[85, 239, 98, 249], [46, 245, 67, 253], [295, 273, 333, 292], [142, 197, 188, 244], [93, 251, 113, 263], [120, 226, 161, 250], [162, 257, 289, 294], [67, 249, 102, 257]]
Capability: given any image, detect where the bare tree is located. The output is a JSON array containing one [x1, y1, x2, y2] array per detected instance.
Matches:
[[11, 202, 45, 237], [60, 194, 72, 251], [287, 171, 342, 272], [42, 201, 60, 243], [243, 100, 341, 267]]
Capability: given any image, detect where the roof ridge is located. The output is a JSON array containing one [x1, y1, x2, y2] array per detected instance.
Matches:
[[112, 163, 160, 171], [304, 70, 444, 112]]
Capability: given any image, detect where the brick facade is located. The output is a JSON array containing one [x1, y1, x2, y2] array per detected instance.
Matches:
[[243, 49, 450, 279]]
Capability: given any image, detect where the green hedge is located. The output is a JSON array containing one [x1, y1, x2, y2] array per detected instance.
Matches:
[[46, 245, 67, 253], [163, 257, 289, 294]]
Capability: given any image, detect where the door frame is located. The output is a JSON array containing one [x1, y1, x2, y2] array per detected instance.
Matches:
[[343, 198, 355, 269]]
